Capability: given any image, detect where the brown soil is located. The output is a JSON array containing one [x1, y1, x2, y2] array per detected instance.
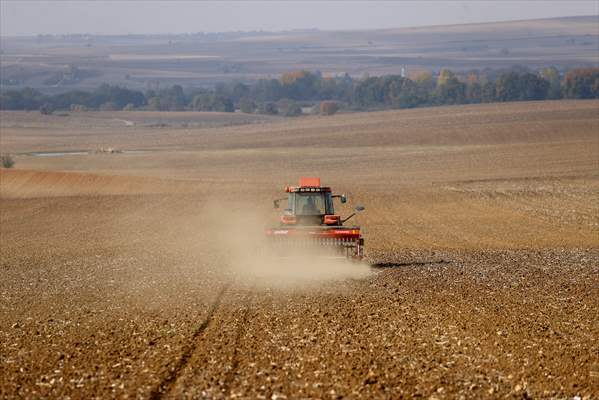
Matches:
[[1, 101, 598, 399]]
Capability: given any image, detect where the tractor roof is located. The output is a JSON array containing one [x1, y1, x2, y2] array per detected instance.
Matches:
[[300, 177, 320, 187], [285, 177, 331, 193]]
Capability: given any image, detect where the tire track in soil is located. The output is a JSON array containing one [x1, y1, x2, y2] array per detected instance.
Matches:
[[371, 260, 450, 269], [221, 292, 253, 397], [149, 284, 230, 400]]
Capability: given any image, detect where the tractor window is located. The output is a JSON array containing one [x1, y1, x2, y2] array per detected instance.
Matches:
[[295, 192, 326, 215]]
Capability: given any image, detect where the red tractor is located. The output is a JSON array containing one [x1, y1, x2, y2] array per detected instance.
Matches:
[[265, 177, 365, 259]]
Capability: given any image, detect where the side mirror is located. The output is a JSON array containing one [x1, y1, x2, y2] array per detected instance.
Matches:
[[340, 194, 347, 204], [273, 200, 280, 209], [355, 205, 365, 212]]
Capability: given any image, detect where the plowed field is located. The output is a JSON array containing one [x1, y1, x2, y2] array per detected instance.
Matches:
[[1, 101, 598, 399]]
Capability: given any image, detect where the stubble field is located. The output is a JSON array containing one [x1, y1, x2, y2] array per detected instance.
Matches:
[[1, 100, 598, 399]]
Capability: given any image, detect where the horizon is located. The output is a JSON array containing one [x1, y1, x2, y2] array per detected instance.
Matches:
[[1, 14, 597, 39], [1, 1, 597, 37]]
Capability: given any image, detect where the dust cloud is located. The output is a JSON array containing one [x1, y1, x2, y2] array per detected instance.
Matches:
[[201, 202, 372, 288]]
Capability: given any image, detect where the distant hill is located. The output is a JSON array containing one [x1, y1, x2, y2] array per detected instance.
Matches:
[[1, 15, 597, 93]]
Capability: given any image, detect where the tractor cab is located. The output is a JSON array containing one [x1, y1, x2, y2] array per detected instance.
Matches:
[[274, 177, 356, 226], [268, 177, 366, 259], [274, 177, 343, 226]]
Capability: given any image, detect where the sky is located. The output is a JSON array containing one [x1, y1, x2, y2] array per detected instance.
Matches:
[[1, 0, 597, 36]]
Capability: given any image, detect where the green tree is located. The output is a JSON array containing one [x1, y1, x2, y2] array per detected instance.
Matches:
[[353, 77, 386, 108], [99, 102, 118, 111], [192, 93, 211, 111], [436, 76, 466, 105], [520, 73, 550, 100], [540, 67, 562, 99], [1, 154, 15, 168], [191, 93, 234, 112], [239, 97, 256, 113], [280, 70, 320, 100], [212, 95, 234, 112], [437, 69, 456, 87], [495, 72, 549, 102], [386, 76, 422, 108], [251, 79, 283, 103], [257, 102, 278, 115], [410, 70, 434, 89], [353, 75, 425, 109], [231, 82, 250, 101], [147, 97, 161, 111], [0, 87, 45, 110], [481, 82, 496, 102], [158, 85, 186, 110], [278, 99, 302, 116], [94, 84, 146, 109], [319, 77, 339, 100], [466, 82, 482, 104], [319, 101, 339, 115]]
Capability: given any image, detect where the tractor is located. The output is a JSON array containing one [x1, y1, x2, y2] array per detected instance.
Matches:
[[265, 177, 365, 259]]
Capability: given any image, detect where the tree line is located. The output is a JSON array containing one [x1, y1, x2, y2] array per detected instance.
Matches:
[[1, 67, 598, 115]]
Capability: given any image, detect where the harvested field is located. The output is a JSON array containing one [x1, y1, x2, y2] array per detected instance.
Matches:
[[1, 100, 598, 399]]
